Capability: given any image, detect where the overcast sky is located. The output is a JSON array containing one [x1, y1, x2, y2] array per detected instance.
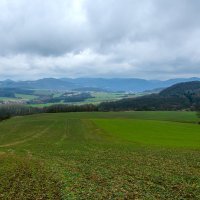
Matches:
[[0, 0, 200, 80]]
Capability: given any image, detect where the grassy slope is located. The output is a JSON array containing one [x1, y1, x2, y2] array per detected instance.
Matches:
[[0, 111, 200, 199], [94, 119, 200, 148]]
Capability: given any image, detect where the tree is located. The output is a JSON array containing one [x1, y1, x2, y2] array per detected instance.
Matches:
[[0, 106, 11, 121], [195, 104, 200, 124]]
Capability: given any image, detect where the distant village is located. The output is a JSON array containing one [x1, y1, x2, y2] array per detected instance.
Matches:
[[0, 99, 27, 105]]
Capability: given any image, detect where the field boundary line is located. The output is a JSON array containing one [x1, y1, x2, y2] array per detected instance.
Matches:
[[0, 121, 57, 148]]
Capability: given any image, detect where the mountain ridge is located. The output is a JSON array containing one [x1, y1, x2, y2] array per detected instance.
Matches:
[[0, 77, 200, 92]]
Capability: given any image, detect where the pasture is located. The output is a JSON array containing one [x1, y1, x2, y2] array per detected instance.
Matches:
[[0, 111, 200, 199]]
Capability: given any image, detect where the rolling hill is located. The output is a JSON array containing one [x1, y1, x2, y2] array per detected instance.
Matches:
[[0, 112, 200, 199], [160, 81, 200, 96]]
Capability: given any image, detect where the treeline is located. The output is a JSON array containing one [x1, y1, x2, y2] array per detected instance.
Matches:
[[0, 104, 98, 121], [1, 100, 200, 122], [98, 94, 198, 111], [0, 104, 42, 121], [43, 104, 98, 113], [0, 88, 34, 98], [28, 92, 93, 104]]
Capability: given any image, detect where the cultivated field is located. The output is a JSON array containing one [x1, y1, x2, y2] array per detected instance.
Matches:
[[0, 111, 200, 199]]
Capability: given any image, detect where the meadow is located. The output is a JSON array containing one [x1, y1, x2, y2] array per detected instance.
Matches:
[[0, 111, 200, 199], [0, 90, 138, 107]]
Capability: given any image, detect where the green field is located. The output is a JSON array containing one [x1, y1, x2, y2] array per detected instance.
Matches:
[[0, 91, 142, 107], [0, 97, 16, 101], [0, 111, 200, 199], [84, 92, 125, 104], [15, 93, 37, 100]]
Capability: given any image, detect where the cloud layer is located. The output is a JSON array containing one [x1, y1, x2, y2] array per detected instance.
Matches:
[[0, 0, 200, 80]]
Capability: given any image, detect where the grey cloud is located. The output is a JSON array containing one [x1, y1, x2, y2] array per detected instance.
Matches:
[[0, 0, 200, 79], [0, 0, 92, 55]]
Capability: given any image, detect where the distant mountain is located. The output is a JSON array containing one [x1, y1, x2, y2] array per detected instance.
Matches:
[[0, 78, 77, 90], [73, 87, 108, 92], [62, 77, 200, 92], [0, 77, 200, 92], [99, 81, 200, 111]]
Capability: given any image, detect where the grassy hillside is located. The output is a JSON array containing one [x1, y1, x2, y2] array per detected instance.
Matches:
[[0, 111, 200, 199], [94, 119, 200, 148]]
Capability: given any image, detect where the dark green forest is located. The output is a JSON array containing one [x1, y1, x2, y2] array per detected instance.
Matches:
[[99, 81, 200, 111]]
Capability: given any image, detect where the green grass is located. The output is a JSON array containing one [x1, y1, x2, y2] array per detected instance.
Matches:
[[53, 92, 126, 105], [29, 111, 198, 122], [0, 111, 200, 199], [0, 155, 62, 199], [84, 92, 124, 104], [83, 91, 147, 104], [15, 93, 37, 100], [0, 97, 16, 101], [94, 119, 200, 148]]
